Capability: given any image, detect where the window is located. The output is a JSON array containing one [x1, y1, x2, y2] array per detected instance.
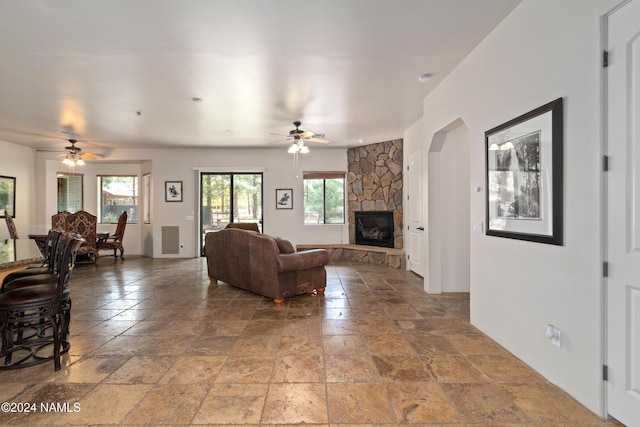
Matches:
[[303, 171, 345, 224], [98, 175, 138, 223], [57, 173, 83, 213]]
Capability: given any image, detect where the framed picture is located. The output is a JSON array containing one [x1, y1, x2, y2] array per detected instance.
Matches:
[[165, 181, 183, 202], [0, 176, 16, 218], [276, 188, 293, 209], [485, 97, 563, 245]]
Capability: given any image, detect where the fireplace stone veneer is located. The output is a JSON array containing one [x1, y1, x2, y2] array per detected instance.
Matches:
[[347, 139, 403, 249]]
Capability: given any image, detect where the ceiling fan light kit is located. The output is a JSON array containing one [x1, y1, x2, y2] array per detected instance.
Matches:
[[279, 121, 329, 154], [62, 153, 85, 166], [57, 138, 103, 166]]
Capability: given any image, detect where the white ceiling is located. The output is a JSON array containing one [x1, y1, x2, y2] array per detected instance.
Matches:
[[0, 0, 521, 153]]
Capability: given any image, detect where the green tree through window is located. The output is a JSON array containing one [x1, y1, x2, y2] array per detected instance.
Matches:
[[303, 172, 345, 224]]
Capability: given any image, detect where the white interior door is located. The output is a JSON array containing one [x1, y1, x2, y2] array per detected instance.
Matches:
[[408, 149, 424, 276], [606, 1, 640, 425]]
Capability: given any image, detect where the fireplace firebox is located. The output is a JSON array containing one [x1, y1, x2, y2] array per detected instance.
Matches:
[[354, 211, 394, 248]]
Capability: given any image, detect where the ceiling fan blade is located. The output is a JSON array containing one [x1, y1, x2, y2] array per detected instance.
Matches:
[[81, 152, 104, 160], [307, 137, 330, 144]]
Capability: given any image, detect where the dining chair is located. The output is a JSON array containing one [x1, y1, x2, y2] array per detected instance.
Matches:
[[4, 210, 18, 239], [0, 233, 84, 370], [1, 230, 64, 290], [97, 210, 127, 260]]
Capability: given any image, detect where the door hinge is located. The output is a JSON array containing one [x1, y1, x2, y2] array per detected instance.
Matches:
[[603, 365, 608, 381], [603, 261, 609, 278], [603, 155, 609, 172], [407, 195, 410, 200], [407, 165, 410, 171], [603, 50, 609, 68], [407, 254, 410, 260]]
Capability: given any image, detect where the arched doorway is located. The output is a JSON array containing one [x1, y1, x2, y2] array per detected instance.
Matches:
[[427, 118, 470, 293]]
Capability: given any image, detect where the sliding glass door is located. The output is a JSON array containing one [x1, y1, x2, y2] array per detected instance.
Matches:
[[200, 172, 263, 254]]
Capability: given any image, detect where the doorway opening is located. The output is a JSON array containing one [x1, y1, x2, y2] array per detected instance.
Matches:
[[427, 118, 470, 293]]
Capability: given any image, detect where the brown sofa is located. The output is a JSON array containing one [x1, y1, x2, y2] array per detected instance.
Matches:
[[204, 228, 329, 304], [225, 222, 260, 232]]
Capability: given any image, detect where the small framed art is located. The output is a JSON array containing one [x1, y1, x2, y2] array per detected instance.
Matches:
[[276, 188, 292, 209], [165, 181, 183, 202]]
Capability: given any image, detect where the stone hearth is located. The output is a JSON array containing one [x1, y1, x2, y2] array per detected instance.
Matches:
[[297, 244, 405, 269]]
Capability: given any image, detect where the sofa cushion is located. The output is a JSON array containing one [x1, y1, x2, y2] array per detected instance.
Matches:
[[273, 237, 295, 254]]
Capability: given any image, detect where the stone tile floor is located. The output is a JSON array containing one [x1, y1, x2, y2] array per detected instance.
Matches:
[[0, 257, 623, 426]]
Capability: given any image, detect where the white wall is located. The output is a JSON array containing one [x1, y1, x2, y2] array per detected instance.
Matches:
[[408, 0, 620, 415], [0, 140, 35, 239], [35, 146, 349, 258], [436, 124, 470, 292]]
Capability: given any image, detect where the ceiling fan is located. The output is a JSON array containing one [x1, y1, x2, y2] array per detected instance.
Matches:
[[271, 121, 330, 153], [57, 139, 104, 166]]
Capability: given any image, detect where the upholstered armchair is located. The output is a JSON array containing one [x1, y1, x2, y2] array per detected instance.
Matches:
[[65, 210, 98, 264], [51, 212, 71, 231], [97, 210, 127, 260]]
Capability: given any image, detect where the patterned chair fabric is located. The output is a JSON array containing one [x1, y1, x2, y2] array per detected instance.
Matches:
[[51, 212, 71, 231], [4, 210, 18, 239], [97, 210, 127, 259], [65, 210, 98, 263]]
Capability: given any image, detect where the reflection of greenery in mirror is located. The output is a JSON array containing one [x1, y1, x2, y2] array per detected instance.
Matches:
[[98, 175, 138, 224], [0, 175, 16, 218], [304, 177, 345, 224], [57, 173, 83, 214]]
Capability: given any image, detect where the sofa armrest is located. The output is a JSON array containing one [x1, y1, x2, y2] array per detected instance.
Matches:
[[276, 249, 329, 273]]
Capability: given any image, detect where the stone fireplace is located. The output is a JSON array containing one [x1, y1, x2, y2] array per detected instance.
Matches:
[[347, 139, 403, 249], [296, 138, 405, 269]]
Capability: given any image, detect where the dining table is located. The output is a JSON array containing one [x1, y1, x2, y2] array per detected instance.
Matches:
[[0, 239, 44, 283], [29, 232, 109, 256]]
